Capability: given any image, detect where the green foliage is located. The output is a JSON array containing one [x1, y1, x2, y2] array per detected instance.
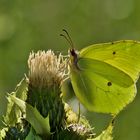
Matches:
[[25, 128, 42, 140], [0, 78, 29, 139], [4, 78, 27, 126], [9, 95, 50, 137]]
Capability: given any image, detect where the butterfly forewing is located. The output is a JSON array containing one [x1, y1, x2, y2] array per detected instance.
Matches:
[[80, 40, 140, 82]]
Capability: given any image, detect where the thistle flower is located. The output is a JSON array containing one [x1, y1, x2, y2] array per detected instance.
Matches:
[[28, 50, 67, 88], [27, 50, 67, 136]]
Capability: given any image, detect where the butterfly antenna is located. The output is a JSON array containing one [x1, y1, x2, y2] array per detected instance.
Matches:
[[60, 29, 74, 49], [62, 29, 74, 48], [60, 34, 72, 47]]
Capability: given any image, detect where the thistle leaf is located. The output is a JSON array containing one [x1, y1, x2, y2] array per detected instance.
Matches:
[[4, 78, 28, 126], [9, 95, 50, 138], [25, 127, 42, 140]]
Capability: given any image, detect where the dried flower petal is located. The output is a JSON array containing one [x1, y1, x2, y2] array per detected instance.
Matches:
[[28, 50, 67, 88]]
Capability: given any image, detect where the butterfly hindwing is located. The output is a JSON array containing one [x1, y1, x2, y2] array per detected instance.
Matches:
[[70, 58, 136, 114]]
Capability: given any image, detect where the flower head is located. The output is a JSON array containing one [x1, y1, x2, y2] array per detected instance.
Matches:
[[28, 50, 67, 88]]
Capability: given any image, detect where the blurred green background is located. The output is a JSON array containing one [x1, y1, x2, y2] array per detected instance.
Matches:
[[0, 0, 140, 139]]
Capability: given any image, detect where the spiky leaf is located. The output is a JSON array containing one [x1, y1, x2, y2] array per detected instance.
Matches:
[[9, 95, 50, 138]]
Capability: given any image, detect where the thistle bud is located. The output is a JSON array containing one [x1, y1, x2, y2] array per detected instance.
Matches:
[[27, 50, 67, 133]]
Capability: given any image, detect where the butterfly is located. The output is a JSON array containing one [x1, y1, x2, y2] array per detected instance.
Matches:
[[69, 40, 140, 114], [61, 30, 140, 114]]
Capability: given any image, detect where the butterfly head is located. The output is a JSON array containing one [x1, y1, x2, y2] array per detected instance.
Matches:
[[70, 48, 77, 57], [60, 29, 80, 69], [69, 48, 80, 70]]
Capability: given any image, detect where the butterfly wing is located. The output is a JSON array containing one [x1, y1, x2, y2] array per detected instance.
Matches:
[[70, 58, 136, 114], [70, 40, 140, 114], [80, 40, 140, 82]]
